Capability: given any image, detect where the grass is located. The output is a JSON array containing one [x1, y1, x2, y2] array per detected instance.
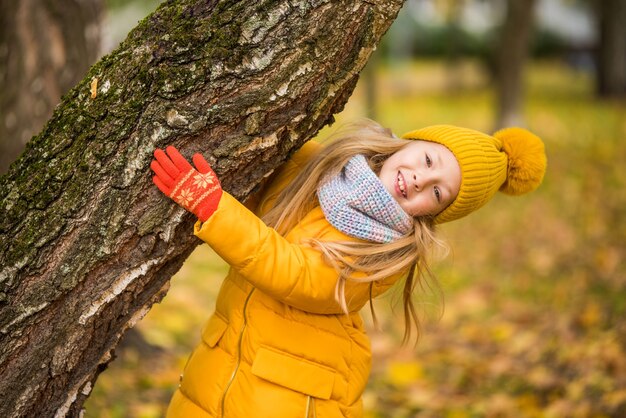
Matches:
[[84, 59, 626, 418]]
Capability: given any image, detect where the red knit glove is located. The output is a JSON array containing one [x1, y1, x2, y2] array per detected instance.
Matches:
[[151, 146, 222, 222]]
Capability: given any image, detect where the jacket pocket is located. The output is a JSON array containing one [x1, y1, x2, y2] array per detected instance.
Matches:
[[201, 313, 228, 348], [251, 346, 335, 400]]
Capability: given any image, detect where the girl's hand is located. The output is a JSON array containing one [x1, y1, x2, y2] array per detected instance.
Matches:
[[150, 146, 222, 222]]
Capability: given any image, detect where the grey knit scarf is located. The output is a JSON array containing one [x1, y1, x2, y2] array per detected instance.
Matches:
[[317, 155, 413, 243]]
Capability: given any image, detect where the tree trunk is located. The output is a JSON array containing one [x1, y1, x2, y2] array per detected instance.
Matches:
[[0, 0, 403, 416], [595, 0, 626, 98], [444, 0, 464, 93], [0, 0, 103, 174], [494, 0, 536, 129]]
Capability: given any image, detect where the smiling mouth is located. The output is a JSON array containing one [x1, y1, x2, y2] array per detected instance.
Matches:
[[397, 171, 407, 198]]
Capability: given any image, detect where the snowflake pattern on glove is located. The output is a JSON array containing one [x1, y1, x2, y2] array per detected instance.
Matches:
[[169, 169, 221, 214], [176, 189, 194, 207], [193, 172, 215, 189]]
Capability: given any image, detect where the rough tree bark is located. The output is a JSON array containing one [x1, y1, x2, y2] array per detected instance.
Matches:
[[0, 0, 103, 174], [494, 0, 536, 129], [0, 0, 404, 416]]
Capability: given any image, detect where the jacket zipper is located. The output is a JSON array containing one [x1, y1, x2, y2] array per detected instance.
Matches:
[[305, 396, 317, 418], [219, 288, 255, 417]]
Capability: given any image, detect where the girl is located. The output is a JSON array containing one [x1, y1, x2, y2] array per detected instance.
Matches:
[[150, 120, 546, 418]]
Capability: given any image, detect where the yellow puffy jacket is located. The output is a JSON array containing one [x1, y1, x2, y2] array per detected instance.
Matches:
[[167, 142, 403, 418]]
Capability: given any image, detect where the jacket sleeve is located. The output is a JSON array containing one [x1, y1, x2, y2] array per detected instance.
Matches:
[[194, 192, 399, 314]]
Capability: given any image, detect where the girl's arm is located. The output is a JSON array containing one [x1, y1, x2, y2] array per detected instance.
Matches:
[[194, 191, 397, 314], [150, 145, 396, 314]]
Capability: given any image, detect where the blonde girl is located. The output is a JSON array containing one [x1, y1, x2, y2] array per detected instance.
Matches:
[[150, 119, 546, 418]]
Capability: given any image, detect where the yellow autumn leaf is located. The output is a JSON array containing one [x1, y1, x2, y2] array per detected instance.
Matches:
[[604, 389, 626, 409], [516, 393, 541, 415], [134, 403, 162, 418], [446, 410, 471, 418], [386, 361, 423, 387], [579, 301, 602, 329], [491, 323, 514, 341]]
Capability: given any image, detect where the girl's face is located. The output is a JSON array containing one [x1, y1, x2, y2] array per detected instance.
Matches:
[[379, 140, 461, 217]]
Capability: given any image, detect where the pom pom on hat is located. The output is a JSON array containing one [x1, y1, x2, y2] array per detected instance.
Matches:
[[495, 127, 547, 195]]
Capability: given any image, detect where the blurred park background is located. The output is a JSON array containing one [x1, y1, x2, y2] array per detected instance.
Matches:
[[2, 0, 625, 417]]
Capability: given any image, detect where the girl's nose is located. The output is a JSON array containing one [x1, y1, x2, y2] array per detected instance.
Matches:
[[412, 174, 422, 191], [413, 173, 432, 191]]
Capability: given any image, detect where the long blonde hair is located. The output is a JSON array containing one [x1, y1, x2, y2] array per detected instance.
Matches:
[[263, 119, 445, 344]]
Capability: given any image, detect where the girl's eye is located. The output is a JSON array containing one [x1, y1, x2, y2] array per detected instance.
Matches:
[[434, 187, 441, 203], [425, 154, 432, 167]]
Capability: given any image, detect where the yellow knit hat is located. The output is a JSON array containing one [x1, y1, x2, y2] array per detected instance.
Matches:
[[402, 125, 547, 224]]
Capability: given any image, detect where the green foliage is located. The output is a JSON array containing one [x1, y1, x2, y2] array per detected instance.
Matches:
[[84, 59, 626, 417]]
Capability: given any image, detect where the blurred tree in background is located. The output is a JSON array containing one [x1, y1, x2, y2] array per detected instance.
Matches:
[[0, 0, 103, 174], [493, 0, 536, 128], [594, 0, 626, 98]]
